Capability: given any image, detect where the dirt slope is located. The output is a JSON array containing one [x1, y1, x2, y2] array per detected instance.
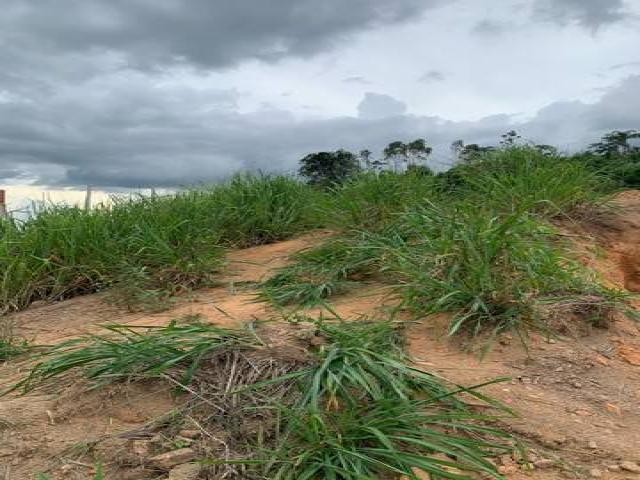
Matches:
[[2, 196, 640, 479]]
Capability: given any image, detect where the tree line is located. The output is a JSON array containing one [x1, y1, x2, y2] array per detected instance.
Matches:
[[298, 129, 640, 188]]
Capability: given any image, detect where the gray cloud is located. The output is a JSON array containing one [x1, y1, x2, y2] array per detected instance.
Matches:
[[343, 76, 372, 85], [418, 70, 446, 83], [471, 19, 509, 36], [2, 76, 639, 187], [532, 0, 629, 30], [1, 0, 436, 70], [357, 93, 408, 119]]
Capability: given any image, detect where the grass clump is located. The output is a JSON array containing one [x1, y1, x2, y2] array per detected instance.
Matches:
[[319, 171, 438, 231], [259, 236, 384, 306], [388, 201, 600, 336], [442, 146, 609, 217], [259, 320, 512, 479], [0, 174, 317, 314], [7, 319, 256, 394], [269, 400, 510, 480]]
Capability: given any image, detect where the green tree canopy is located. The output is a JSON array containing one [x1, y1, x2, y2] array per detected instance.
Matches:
[[298, 149, 360, 187]]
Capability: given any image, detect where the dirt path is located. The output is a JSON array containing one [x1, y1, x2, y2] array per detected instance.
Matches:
[[2, 197, 640, 479]]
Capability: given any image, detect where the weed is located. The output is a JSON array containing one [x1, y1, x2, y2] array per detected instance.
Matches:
[[0, 174, 317, 314], [258, 231, 404, 307], [267, 400, 510, 480], [6, 318, 257, 394], [389, 200, 607, 336], [448, 147, 609, 217], [319, 171, 438, 231]]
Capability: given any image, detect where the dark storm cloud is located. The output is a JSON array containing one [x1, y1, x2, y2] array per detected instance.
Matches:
[[532, 0, 629, 30], [2, 77, 640, 187], [1, 0, 436, 69]]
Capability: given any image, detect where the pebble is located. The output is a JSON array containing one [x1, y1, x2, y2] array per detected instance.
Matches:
[[498, 465, 518, 475], [588, 441, 598, 449], [608, 465, 622, 472], [178, 430, 201, 439], [589, 469, 603, 478], [620, 461, 640, 473]]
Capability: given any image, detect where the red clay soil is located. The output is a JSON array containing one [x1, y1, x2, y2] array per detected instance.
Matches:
[[2, 196, 640, 479]]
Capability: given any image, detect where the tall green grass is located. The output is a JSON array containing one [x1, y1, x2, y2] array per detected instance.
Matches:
[[7, 319, 256, 394], [389, 200, 603, 335], [319, 171, 439, 231], [0, 174, 317, 314], [442, 146, 610, 217], [262, 320, 512, 479], [260, 148, 623, 337]]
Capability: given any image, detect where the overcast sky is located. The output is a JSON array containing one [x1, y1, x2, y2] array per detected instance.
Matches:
[[1, 0, 639, 191]]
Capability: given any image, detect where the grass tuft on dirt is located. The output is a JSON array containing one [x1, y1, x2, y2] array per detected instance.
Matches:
[[6, 319, 258, 395], [10, 317, 514, 479], [0, 174, 317, 314], [260, 147, 628, 338]]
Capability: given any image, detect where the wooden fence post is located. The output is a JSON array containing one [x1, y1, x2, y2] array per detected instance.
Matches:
[[84, 185, 92, 211], [0, 189, 7, 219]]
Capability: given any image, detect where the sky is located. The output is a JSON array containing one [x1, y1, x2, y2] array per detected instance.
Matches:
[[1, 0, 640, 208]]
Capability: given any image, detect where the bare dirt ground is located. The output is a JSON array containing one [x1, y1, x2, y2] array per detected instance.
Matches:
[[2, 196, 640, 480]]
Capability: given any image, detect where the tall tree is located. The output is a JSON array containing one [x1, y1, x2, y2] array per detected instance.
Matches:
[[359, 149, 373, 170], [383, 141, 407, 172], [588, 130, 640, 157], [298, 149, 360, 187], [499, 130, 522, 147], [383, 138, 431, 171], [406, 139, 432, 166]]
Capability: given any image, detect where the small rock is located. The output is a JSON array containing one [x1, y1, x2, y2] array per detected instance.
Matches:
[[571, 381, 583, 389], [588, 441, 598, 449], [589, 469, 603, 478], [178, 430, 201, 439], [498, 465, 518, 475], [534, 459, 555, 469], [620, 461, 640, 473], [150, 448, 196, 470], [608, 465, 622, 472], [168, 463, 201, 480]]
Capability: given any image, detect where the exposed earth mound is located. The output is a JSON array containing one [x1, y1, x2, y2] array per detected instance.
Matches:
[[1, 192, 640, 480]]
